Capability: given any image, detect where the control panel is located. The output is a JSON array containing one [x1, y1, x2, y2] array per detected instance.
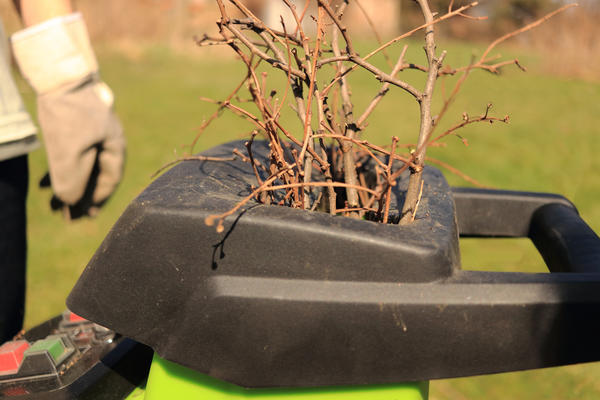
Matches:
[[0, 311, 151, 399]]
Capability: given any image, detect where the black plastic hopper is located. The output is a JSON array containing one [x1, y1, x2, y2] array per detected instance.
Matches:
[[67, 141, 600, 388]]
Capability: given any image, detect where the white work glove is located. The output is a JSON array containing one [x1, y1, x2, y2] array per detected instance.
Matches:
[[11, 13, 125, 218]]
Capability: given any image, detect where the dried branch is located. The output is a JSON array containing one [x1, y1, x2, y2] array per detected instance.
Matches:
[[441, 3, 576, 78], [229, 18, 304, 45], [197, 0, 570, 232], [313, 132, 415, 170], [357, 45, 408, 129], [400, 0, 446, 225], [205, 175, 379, 233], [322, 2, 479, 97], [205, 163, 297, 232], [317, 0, 355, 56], [330, 0, 359, 213], [382, 136, 398, 224], [298, 4, 326, 209], [429, 104, 509, 146], [263, 181, 379, 197], [411, 179, 425, 223], [188, 70, 257, 154], [480, 4, 577, 63], [225, 23, 307, 80], [245, 132, 264, 185], [425, 157, 488, 188]]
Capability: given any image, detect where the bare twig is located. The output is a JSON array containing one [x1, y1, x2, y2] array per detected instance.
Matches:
[[480, 4, 577, 63], [330, 1, 359, 213], [199, 0, 569, 232], [321, 2, 479, 97], [354, 0, 392, 67], [400, 0, 446, 225], [226, 23, 307, 80], [357, 45, 408, 129], [411, 179, 425, 222], [318, 0, 354, 56], [189, 73, 250, 154], [313, 132, 415, 169], [245, 132, 263, 185], [262, 181, 378, 197], [205, 162, 297, 232], [429, 104, 509, 146], [382, 136, 398, 224], [425, 157, 489, 188], [299, 4, 326, 209], [152, 155, 236, 179]]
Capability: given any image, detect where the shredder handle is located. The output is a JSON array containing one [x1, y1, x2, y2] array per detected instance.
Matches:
[[530, 203, 600, 273], [453, 187, 600, 273]]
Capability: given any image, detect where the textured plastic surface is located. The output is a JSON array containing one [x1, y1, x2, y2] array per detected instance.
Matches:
[[67, 140, 600, 387], [144, 354, 428, 400]]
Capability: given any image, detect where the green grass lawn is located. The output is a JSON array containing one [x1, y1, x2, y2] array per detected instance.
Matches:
[[19, 41, 600, 398]]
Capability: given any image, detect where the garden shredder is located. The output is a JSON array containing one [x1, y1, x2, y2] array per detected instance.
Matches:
[[1, 141, 600, 399]]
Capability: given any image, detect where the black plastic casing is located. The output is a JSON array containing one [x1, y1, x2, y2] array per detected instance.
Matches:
[[67, 141, 600, 388]]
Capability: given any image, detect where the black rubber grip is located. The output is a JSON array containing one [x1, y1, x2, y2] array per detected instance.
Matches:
[[530, 203, 600, 273]]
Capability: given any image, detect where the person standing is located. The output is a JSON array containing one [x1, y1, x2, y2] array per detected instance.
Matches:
[[0, 0, 125, 343]]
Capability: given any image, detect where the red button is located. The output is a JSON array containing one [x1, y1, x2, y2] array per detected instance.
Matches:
[[0, 340, 29, 375], [69, 312, 87, 323]]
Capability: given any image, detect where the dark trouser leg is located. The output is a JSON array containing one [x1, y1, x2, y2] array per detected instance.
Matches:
[[0, 155, 28, 343]]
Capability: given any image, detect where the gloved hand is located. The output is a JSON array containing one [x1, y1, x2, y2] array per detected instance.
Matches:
[[11, 13, 125, 218]]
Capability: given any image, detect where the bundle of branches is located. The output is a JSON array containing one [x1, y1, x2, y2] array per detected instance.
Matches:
[[185, 0, 574, 233]]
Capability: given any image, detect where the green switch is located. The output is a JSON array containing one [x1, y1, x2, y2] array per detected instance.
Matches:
[[24, 335, 74, 366]]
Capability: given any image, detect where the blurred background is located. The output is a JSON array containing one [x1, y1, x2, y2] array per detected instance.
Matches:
[[0, 0, 599, 398]]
